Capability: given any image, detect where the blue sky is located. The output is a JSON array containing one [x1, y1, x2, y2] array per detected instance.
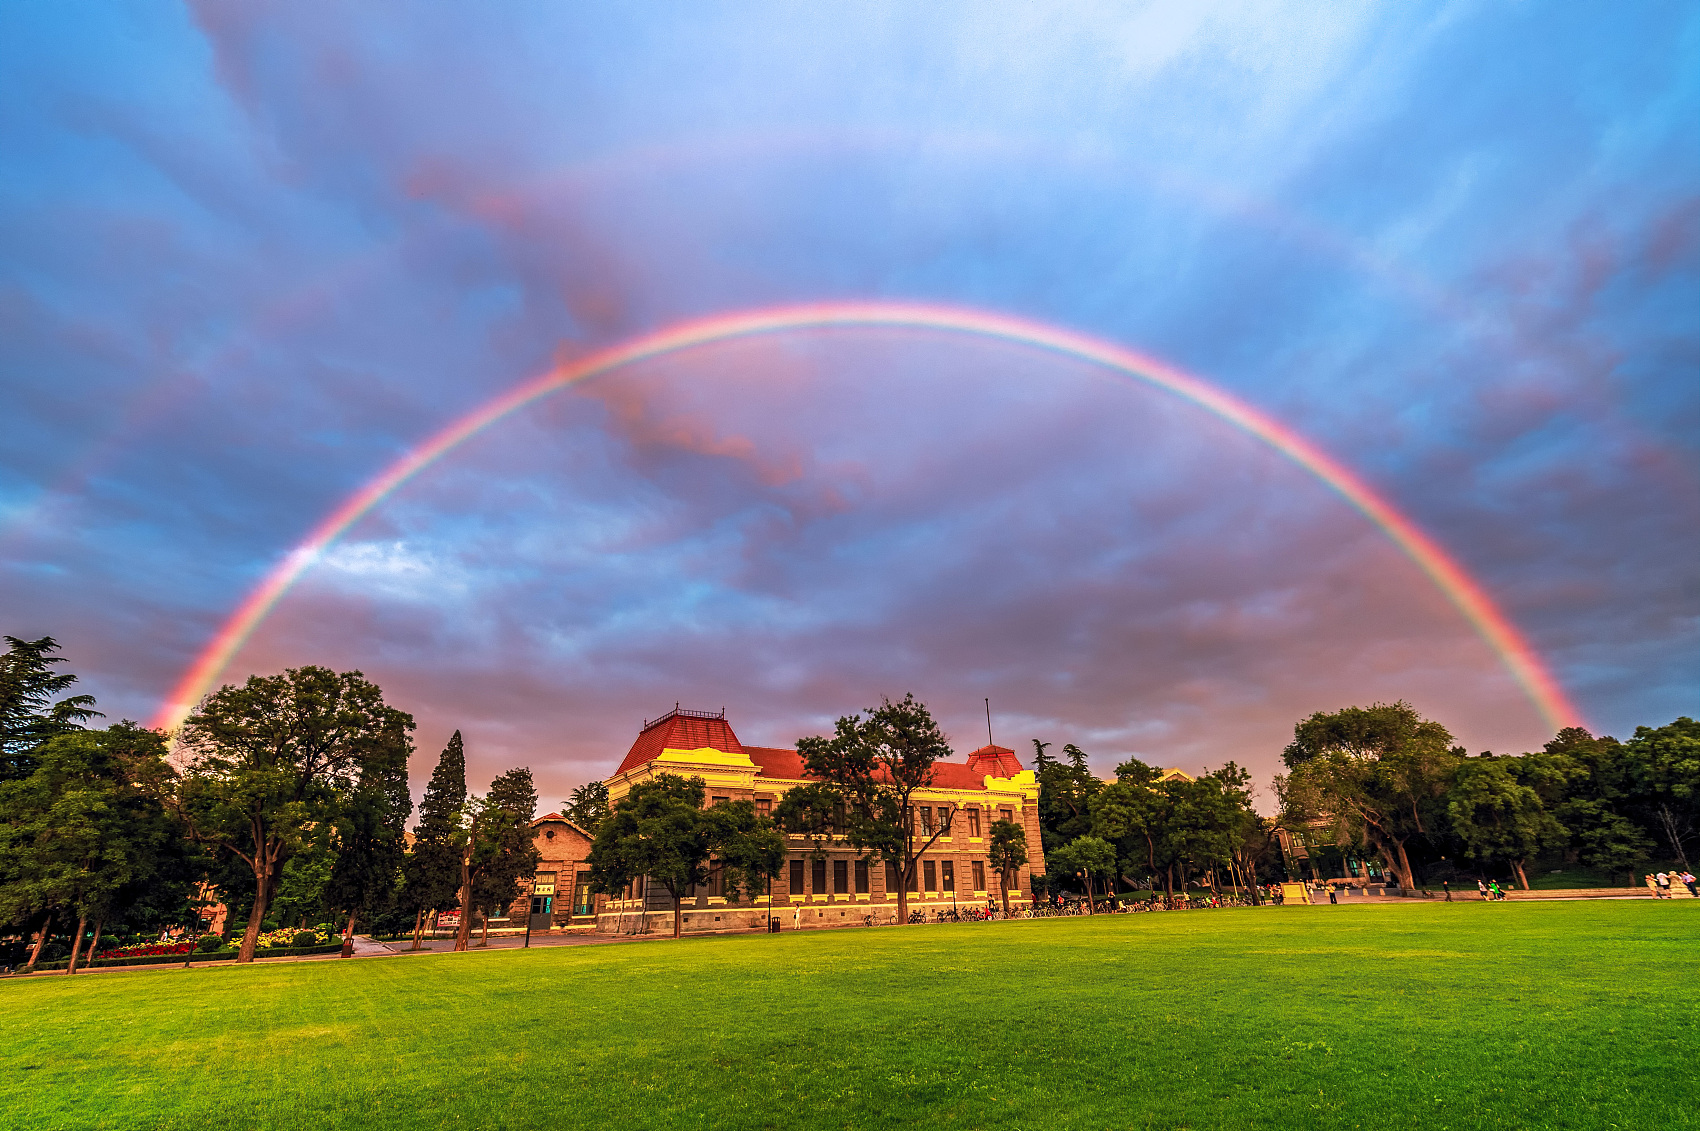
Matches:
[[2, 1, 1695, 805]]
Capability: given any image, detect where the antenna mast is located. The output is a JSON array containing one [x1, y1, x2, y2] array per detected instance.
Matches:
[[985, 698, 993, 748]]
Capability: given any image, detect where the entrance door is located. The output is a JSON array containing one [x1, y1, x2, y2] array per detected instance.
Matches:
[[529, 895, 553, 931]]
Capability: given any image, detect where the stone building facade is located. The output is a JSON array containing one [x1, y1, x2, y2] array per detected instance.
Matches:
[[596, 707, 1046, 934]]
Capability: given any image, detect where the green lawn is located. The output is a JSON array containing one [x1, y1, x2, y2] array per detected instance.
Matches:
[[2, 902, 1694, 1130]]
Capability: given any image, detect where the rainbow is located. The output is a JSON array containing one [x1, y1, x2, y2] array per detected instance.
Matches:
[[150, 300, 1583, 734]]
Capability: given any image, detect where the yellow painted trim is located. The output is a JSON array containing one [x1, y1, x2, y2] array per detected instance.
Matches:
[[657, 745, 756, 768]]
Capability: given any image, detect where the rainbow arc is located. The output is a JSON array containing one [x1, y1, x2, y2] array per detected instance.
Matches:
[[151, 301, 1582, 734]]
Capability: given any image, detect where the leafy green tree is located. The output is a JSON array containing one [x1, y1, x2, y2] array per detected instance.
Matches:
[[586, 774, 727, 938], [1279, 702, 1461, 889], [0, 723, 186, 971], [269, 837, 335, 928], [1032, 741, 1100, 854], [400, 732, 467, 947], [1091, 758, 1167, 892], [774, 693, 956, 927], [325, 739, 413, 949], [1539, 727, 1653, 883], [456, 766, 540, 950], [1447, 757, 1565, 889], [1621, 717, 1700, 870], [987, 818, 1028, 914], [174, 667, 415, 963], [563, 780, 610, 832], [1048, 835, 1116, 910], [711, 804, 787, 912], [1, 636, 100, 781]]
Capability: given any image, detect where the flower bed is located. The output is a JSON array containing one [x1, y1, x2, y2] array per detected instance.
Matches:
[[92, 941, 196, 960]]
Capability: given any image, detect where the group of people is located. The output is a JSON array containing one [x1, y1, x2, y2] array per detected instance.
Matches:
[[1647, 871, 1698, 898]]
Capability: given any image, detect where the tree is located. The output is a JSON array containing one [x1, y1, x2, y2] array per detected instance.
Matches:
[[586, 774, 725, 939], [1033, 740, 1100, 854], [0, 724, 187, 972], [775, 693, 957, 927], [400, 732, 467, 948], [1092, 758, 1181, 899], [174, 667, 415, 963], [987, 818, 1028, 915], [563, 780, 610, 832], [1, 636, 100, 781], [1048, 835, 1116, 911], [711, 804, 787, 914], [455, 766, 539, 951], [1279, 702, 1461, 889], [325, 738, 413, 952], [1620, 717, 1700, 870], [1447, 757, 1565, 889], [1539, 727, 1654, 883]]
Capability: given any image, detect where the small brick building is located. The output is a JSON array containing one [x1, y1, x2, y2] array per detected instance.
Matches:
[[504, 815, 605, 932]]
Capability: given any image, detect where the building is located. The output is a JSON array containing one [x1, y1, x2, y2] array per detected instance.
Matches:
[[597, 707, 1046, 933], [506, 814, 605, 933]]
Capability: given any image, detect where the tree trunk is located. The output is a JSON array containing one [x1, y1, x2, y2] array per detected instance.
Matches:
[[1164, 865, 1175, 904], [479, 909, 490, 947], [999, 869, 1010, 916], [237, 856, 275, 963], [454, 843, 473, 952], [341, 911, 358, 958], [28, 910, 54, 969], [66, 914, 89, 975], [1082, 872, 1095, 913], [670, 883, 683, 939], [1512, 860, 1531, 890], [896, 859, 910, 926], [88, 918, 105, 964], [1392, 839, 1417, 890], [410, 907, 425, 950]]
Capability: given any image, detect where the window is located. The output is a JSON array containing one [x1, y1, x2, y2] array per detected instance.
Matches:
[[885, 862, 900, 895], [855, 860, 870, 894], [923, 860, 937, 891], [834, 860, 849, 894], [573, 872, 594, 916], [942, 861, 955, 892], [812, 858, 827, 896], [832, 802, 847, 832], [972, 861, 986, 891], [967, 809, 981, 837], [908, 864, 919, 893], [711, 796, 729, 807], [789, 859, 805, 896], [756, 798, 772, 817], [999, 808, 1014, 824], [532, 871, 557, 896], [920, 808, 934, 836]]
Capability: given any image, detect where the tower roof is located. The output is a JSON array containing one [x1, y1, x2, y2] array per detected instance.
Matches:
[[965, 743, 1024, 778], [615, 707, 744, 775]]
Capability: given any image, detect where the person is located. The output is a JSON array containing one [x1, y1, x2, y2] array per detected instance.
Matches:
[[1442, 878, 1452, 902], [792, 905, 801, 929], [1655, 872, 1672, 899], [1682, 871, 1698, 898], [1328, 886, 1337, 904], [1477, 878, 1490, 900], [1487, 880, 1502, 901]]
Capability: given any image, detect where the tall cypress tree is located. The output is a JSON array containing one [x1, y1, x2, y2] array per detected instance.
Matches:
[[326, 731, 414, 952], [400, 731, 466, 949]]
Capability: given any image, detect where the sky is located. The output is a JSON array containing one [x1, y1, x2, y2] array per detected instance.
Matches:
[[2, 1, 1696, 811]]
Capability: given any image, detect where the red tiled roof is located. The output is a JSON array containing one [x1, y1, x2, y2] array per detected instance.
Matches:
[[743, 745, 1001, 791], [966, 743, 1025, 777], [615, 709, 746, 775], [615, 711, 1025, 793]]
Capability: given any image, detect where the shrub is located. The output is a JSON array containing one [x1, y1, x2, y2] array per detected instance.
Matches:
[[260, 920, 280, 932], [292, 930, 319, 948], [197, 935, 225, 953]]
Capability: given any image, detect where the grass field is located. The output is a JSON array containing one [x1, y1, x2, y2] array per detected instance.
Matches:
[[2, 902, 1694, 1130]]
